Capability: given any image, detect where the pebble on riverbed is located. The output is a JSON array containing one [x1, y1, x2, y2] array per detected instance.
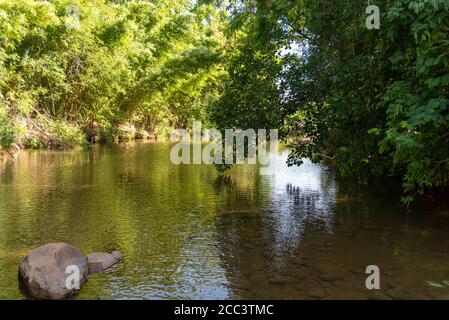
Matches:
[[267, 275, 299, 285], [307, 287, 326, 299]]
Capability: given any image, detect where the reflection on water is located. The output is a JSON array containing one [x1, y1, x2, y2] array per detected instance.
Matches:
[[0, 142, 449, 300]]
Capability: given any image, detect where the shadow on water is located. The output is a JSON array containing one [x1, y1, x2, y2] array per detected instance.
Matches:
[[0, 143, 449, 299]]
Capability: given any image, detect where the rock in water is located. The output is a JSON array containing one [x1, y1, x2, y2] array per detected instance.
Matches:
[[111, 250, 124, 261], [87, 251, 124, 274], [18, 243, 88, 299], [307, 287, 326, 299]]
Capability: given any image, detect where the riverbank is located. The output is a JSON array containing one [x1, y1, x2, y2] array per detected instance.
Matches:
[[1, 115, 160, 153]]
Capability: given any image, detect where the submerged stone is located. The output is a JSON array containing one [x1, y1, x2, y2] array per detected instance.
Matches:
[[307, 287, 326, 299], [87, 251, 124, 274]]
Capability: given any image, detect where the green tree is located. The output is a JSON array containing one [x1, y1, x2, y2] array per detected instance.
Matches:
[[0, 0, 227, 147], [215, 0, 449, 202]]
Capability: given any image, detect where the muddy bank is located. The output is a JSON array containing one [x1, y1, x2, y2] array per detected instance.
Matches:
[[2, 117, 159, 152]]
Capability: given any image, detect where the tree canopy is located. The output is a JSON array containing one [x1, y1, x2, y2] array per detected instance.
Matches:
[[1, 0, 449, 202], [211, 0, 449, 202], [0, 0, 226, 147]]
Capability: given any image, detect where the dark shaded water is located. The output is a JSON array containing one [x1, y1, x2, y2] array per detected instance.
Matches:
[[1, 142, 449, 300]]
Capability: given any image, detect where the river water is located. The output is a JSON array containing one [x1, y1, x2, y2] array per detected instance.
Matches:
[[0, 142, 448, 299]]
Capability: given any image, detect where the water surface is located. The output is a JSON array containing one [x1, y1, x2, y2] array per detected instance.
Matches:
[[1, 142, 449, 299]]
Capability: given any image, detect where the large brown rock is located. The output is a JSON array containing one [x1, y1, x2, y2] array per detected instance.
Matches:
[[87, 251, 124, 274], [18, 243, 88, 299]]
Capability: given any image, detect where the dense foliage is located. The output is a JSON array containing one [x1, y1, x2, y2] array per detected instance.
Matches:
[[0, 0, 226, 148], [1, 0, 448, 201], [288, 0, 449, 202], [213, 0, 449, 202]]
